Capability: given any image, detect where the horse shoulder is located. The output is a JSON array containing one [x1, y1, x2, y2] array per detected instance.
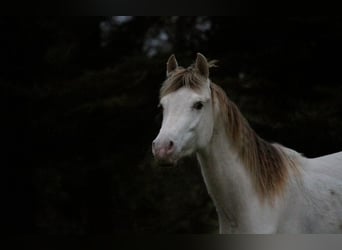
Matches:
[[287, 152, 342, 232], [276, 151, 342, 232]]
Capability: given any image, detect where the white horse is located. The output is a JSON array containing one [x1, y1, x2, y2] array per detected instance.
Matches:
[[152, 53, 342, 233]]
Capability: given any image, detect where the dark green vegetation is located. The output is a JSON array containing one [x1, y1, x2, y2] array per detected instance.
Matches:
[[2, 17, 342, 234]]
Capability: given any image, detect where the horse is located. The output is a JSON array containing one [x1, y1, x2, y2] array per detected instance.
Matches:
[[152, 53, 342, 233]]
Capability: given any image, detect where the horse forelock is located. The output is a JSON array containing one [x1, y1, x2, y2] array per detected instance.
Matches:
[[211, 83, 300, 201], [160, 60, 217, 98]]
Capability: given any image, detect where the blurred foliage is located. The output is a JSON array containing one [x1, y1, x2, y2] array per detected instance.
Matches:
[[2, 17, 342, 235]]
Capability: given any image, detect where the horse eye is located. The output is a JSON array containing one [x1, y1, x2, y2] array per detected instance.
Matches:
[[193, 101, 203, 110]]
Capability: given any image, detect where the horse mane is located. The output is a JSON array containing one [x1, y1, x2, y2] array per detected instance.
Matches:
[[160, 60, 299, 200], [211, 83, 299, 200]]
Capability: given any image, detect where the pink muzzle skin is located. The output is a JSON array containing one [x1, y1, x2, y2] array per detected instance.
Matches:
[[152, 139, 175, 165]]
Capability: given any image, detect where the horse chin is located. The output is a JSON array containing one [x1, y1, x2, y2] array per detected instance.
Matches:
[[154, 147, 193, 167]]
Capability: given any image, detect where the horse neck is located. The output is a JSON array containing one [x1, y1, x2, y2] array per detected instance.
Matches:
[[196, 114, 260, 230]]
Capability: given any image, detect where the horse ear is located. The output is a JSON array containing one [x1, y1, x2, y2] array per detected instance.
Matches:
[[195, 53, 209, 79], [166, 54, 178, 77]]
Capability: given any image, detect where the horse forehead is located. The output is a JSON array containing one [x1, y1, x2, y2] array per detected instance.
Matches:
[[161, 87, 210, 105]]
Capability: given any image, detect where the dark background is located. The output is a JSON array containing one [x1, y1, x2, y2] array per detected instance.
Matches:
[[2, 17, 342, 235]]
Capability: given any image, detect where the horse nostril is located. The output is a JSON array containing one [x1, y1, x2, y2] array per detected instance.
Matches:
[[168, 141, 174, 150]]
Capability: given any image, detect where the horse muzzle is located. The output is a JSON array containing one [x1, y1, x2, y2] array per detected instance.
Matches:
[[152, 138, 177, 166]]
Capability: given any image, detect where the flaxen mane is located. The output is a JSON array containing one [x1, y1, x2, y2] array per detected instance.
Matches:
[[160, 62, 299, 200], [210, 83, 299, 200]]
